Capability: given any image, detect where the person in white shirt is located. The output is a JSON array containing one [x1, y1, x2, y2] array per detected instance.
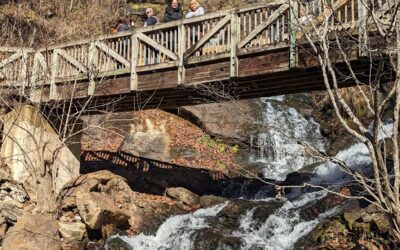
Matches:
[[186, 0, 205, 18]]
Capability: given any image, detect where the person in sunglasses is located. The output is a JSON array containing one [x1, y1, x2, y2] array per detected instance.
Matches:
[[144, 8, 159, 27]]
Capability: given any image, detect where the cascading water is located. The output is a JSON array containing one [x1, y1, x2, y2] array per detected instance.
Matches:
[[107, 97, 393, 250], [250, 96, 329, 181]]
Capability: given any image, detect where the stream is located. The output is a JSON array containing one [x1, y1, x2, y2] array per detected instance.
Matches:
[[107, 96, 392, 250]]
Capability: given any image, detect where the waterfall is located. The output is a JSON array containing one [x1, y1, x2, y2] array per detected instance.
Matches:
[[107, 97, 394, 250], [250, 96, 329, 181]]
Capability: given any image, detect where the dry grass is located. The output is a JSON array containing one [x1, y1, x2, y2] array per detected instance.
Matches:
[[0, 0, 125, 46]]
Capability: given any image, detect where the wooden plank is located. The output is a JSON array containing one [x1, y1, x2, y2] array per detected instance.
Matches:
[[88, 42, 98, 95], [230, 11, 239, 77], [0, 47, 34, 53], [184, 14, 231, 58], [136, 61, 178, 72], [56, 48, 87, 73], [50, 51, 59, 99], [238, 3, 290, 48], [30, 52, 42, 86], [238, 51, 289, 77], [19, 52, 29, 90], [289, 0, 298, 68], [95, 41, 131, 67], [131, 34, 139, 91], [185, 61, 230, 84], [178, 24, 186, 85], [137, 70, 177, 91], [0, 52, 22, 69], [137, 33, 178, 61]]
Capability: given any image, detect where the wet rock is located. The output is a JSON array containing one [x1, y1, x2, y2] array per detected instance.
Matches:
[[2, 214, 61, 250], [295, 219, 353, 250], [343, 210, 363, 230], [371, 213, 390, 233], [299, 188, 350, 221], [353, 221, 371, 234], [199, 195, 228, 208], [192, 228, 243, 250], [216, 200, 282, 230], [107, 237, 133, 250], [166, 187, 200, 206], [76, 191, 130, 231]]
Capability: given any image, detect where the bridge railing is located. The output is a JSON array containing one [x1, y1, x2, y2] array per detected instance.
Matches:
[[0, 0, 393, 98], [0, 47, 34, 88]]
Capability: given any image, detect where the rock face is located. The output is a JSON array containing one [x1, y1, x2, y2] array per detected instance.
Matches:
[[1, 105, 80, 200], [82, 109, 237, 173], [2, 214, 61, 250], [121, 118, 171, 162], [181, 99, 263, 145]]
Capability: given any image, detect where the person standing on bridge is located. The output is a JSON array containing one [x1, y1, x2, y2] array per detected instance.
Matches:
[[144, 8, 159, 27], [144, 8, 159, 64], [112, 17, 130, 33], [186, 0, 205, 55], [186, 0, 205, 18], [163, 0, 183, 22]]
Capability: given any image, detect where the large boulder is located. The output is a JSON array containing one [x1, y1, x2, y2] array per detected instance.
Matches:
[[76, 191, 130, 231], [2, 214, 61, 250], [58, 220, 87, 241], [199, 195, 228, 208], [166, 187, 200, 207]]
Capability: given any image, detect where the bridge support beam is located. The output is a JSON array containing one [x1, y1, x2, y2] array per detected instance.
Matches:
[[0, 105, 80, 210]]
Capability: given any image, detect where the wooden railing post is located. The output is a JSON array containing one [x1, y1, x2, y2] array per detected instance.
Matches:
[[357, 0, 367, 57], [178, 24, 186, 85], [50, 49, 59, 99], [230, 10, 239, 78], [289, 0, 299, 68], [20, 51, 28, 94], [131, 34, 139, 91], [88, 41, 97, 95]]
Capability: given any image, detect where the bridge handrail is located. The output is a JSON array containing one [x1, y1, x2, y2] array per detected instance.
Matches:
[[0, 0, 391, 99]]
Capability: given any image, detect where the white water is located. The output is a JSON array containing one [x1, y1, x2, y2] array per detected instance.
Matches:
[[311, 123, 393, 185], [108, 204, 228, 250], [250, 96, 329, 181]]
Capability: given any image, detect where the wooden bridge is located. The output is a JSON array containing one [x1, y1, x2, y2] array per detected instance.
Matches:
[[0, 0, 396, 111]]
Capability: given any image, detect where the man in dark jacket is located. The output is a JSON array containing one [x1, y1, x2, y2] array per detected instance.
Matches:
[[163, 0, 183, 22]]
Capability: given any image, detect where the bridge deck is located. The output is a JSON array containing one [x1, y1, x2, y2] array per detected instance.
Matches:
[[0, 0, 395, 111]]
